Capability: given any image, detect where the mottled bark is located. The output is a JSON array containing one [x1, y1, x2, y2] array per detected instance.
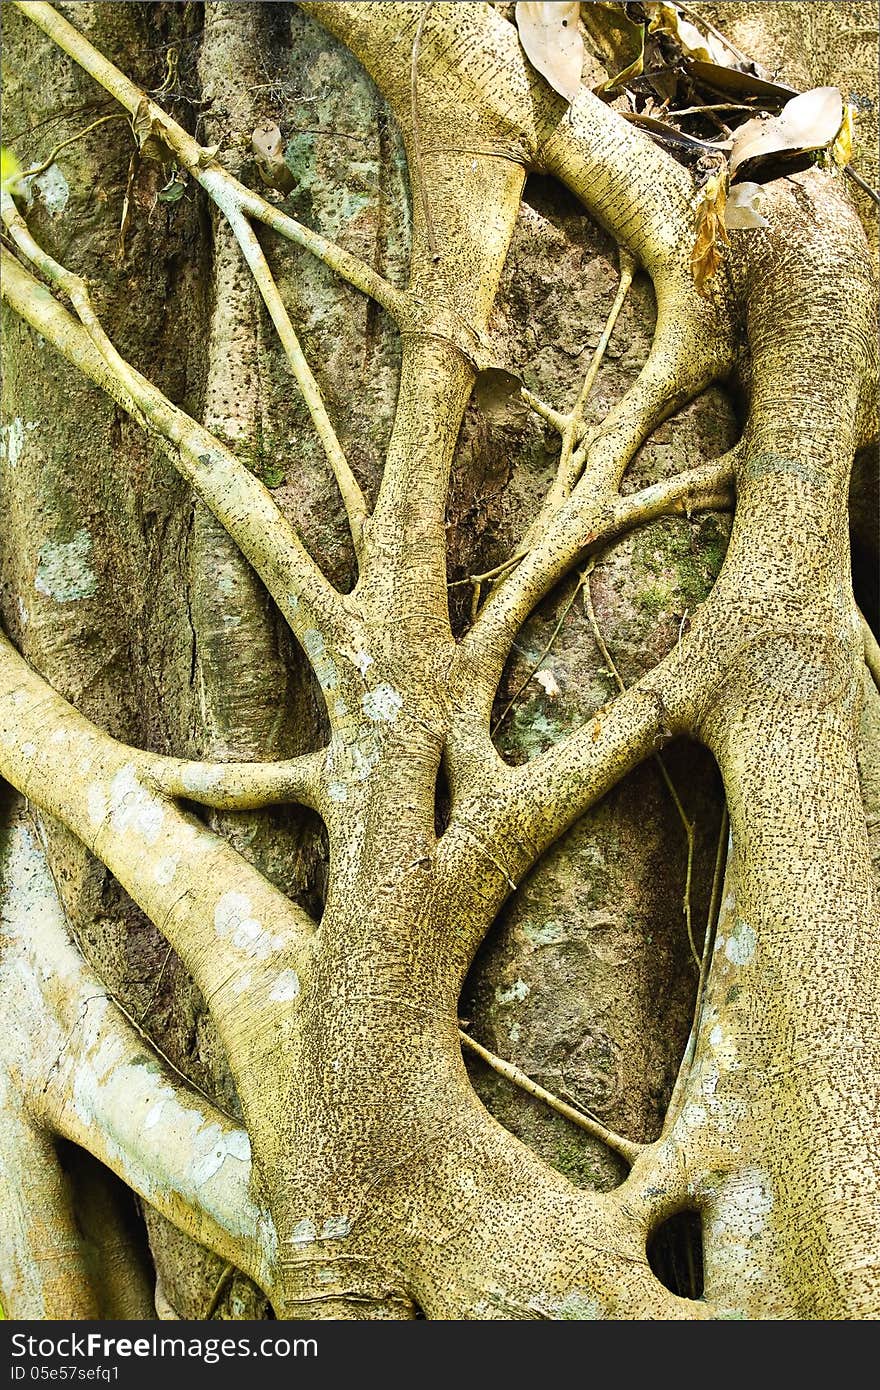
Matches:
[[1, 1, 877, 1320]]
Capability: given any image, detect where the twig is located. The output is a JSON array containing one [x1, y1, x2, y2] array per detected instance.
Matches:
[[492, 568, 590, 737], [138, 945, 174, 1025], [520, 386, 568, 434], [675, 2, 754, 69], [572, 251, 636, 422], [203, 1262, 235, 1320], [12, 112, 129, 184], [845, 165, 880, 209], [13, 3, 407, 317], [666, 803, 728, 1131], [459, 1030, 643, 1166], [1, 187, 149, 427], [219, 199, 368, 560], [582, 567, 699, 966], [1, 246, 348, 651]]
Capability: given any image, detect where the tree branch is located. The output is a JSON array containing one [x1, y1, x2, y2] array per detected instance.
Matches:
[[0, 246, 357, 662], [217, 195, 369, 560], [144, 748, 327, 813], [440, 630, 705, 946], [12, 2, 405, 318], [0, 799, 275, 1293], [0, 632, 317, 1085], [450, 452, 736, 747], [0, 1075, 100, 1318]]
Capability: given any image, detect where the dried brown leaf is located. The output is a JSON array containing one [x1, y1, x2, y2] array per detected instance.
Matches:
[[578, 4, 644, 93], [690, 170, 729, 295], [685, 60, 797, 108], [251, 124, 295, 193], [644, 2, 732, 66], [132, 98, 175, 164], [729, 86, 844, 178], [515, 1, 584, 104]]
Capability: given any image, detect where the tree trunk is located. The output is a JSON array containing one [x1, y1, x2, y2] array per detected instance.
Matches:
[[1, 1, 877, 1320]]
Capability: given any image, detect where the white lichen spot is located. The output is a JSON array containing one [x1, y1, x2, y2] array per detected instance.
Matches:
[[341, 647, 373, 677], [701, 1060, 720, 1105], [351, 738, 381, 781], [213, 890, 278, 960], [334, 698, 348, 719], [708, 1168, 774, 1245], [320, 1215, 351, 1240], [290, 1218, 318, 1246], [153, 855, 179, 886], [21, 741, 36, 758], [328, 780, 348, 803], [51, 728, 67, 744], [0, 418, 32, 467], [143, 1084, 178, 1131], [34, 530, 97, 603], [269, 968, 300, 1002], [361, 683, 403, 723], [32, 164, 69, 217], [508, 1023, 521, 1044], [191, 1125, 251, 1186], [231, 972, 252, 996], [709, 1024, 724, 1048], [725, 919, 757, 967], [258, 1210, 279, 1267], [108, 764, 164, 842], [495, 978, 530, 1005], [87, 784, 107, 827], [181, 765, 222, 794], [302, 628, 338, 690], [551, 1290, 603, 1320], [17, 596, 28, 626], [682, 1102, 707, 1129]]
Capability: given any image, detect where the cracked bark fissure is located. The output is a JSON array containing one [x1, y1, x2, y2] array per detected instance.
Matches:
[[0, 1, 878, 1319]]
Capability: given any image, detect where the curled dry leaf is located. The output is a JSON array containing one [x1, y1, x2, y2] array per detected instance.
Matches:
[[515, 1, 584, 104], [578, 3, 645, 94], [729, 86, 844, 178], [690, 169, 728, 296], [132, 98, 175, 164], [685, 59, 797, 108], [644, 2, 733, 67], [251, 124, 295, 194], [724, 181, 768, 230]]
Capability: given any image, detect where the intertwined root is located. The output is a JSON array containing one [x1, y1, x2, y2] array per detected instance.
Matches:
[[1, 1, 879, 1319]]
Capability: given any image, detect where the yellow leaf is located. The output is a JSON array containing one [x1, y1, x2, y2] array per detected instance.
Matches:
[[1, 146, 22, 191], [831, 104, 855, 168]]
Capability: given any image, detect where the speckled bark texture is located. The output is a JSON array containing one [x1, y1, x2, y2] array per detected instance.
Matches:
[[1, 1, 878, 1320]]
